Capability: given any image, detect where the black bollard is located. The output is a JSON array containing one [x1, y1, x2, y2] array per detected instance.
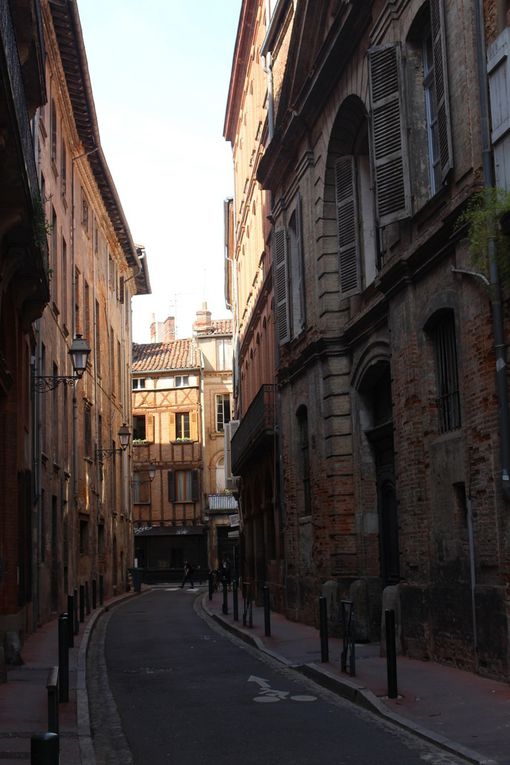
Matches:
[[319, 596, 329, 663], [67, 595, 74, 648], [58, 615, 69, 703], [99, 574, 104, 606], [92, 579, 97, 610], [79, 584, 85, 623], [385, 609, 398, 699], [263, 584, 271, 637], [233, 579, 239, 621], [208, 571, 213, 601], [222, 581, 228, 615], [31, 732, 59, 764], [85, 581, 90, 615], [73, 588, 79, 635]]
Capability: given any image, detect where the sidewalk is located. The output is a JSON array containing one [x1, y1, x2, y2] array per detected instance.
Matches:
[[0, 591, 133, 764], [203, 591, 510, 765]]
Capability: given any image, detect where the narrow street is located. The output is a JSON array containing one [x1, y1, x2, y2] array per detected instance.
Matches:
[[87, 590, 466, 765]]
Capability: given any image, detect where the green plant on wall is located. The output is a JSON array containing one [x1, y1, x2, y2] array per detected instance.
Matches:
[[456, 187, 510, 284], [32, 193, 52, 250]]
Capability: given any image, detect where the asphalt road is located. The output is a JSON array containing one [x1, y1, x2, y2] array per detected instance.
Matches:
[[87, 588, 467, 765]]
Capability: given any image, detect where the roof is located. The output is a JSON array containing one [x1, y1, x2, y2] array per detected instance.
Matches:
[[211, 319, 233, 335], [49, 0, 141, 275], [132, 340, 201, 374]]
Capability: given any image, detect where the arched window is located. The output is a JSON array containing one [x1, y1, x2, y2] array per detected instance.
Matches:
[[425, 310, 461, 433], [296, 406, 311, 516]]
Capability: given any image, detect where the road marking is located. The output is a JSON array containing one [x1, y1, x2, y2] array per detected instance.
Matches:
[[248, 675, 316, 703]]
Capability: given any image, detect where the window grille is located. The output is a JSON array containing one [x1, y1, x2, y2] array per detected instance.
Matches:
[[431, 317, 461, 432]]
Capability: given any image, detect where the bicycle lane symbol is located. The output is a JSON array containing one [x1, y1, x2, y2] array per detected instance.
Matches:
[[248, 675, 317, 703]]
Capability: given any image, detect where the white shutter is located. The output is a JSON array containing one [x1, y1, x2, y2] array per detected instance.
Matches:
[[335, 156, 361, 295], [430, 0, 453, 181], [273, 229, 291, 345], [368, 43, 411, 225], [488, 27, 510, 190]]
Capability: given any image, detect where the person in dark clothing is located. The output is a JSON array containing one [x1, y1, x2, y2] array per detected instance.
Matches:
[[181, 560, 194, 589]]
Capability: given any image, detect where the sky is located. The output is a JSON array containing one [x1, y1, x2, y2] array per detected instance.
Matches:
[[78, 0, 241, 342]]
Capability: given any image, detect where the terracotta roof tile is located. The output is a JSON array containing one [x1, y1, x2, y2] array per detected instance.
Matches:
[[211, 319, 233, 334], [132, 340, 201, 373]]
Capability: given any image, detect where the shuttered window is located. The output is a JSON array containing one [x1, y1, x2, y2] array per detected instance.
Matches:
[[289, 194, 307, 334], [273, 229, 291, 345], [368, 43, 411, 225], [169, 469, 200, 503], [176, 412, 190, 440], [335, 156, 361, 295], [430, 0, 453, 182]]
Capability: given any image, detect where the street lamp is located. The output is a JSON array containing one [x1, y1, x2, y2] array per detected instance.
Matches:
[[96, 423, 131, 460], [34, 334, 91, 391]]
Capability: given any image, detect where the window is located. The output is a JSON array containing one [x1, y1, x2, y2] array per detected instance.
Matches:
[[133, 415, 147, 441], [216, 394, 231, 432], [176, 412, 190, 440], [168, 469, 199, 503], [50, 99, 57, 165], [132, 378, 146, 390], [217, 338, 232, 371], [79, 519, 88, 555], [422, 26, 441, 195], [81, 189, 89, 232], [51, 207, 58, 305], [61, 236, 67, 326], [297, 406, 312, 516], [175, 375, 189, 387], [288, 195, 306, 335], [61, 140, 67, 197], [98, 523, 105, 555], [94, 300, 101, 376], [84, 403, 92, 459], [133, 471, 151, 504], [429, 313, 461, 433]]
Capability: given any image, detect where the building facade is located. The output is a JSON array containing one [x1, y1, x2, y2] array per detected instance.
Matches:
[[132, 330, 206, 580], [31, 0, 148, 629], [192, 306, 237, 571], [224, 0, 284, 607], [0, 0, 49, 645], [228, 0, 510, 679]]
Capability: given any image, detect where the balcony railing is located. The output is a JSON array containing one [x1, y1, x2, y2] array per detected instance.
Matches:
[[231, 385, 275, 474]]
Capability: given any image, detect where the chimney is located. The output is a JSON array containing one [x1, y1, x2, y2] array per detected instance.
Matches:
[[162, 316, 176, 343], [193, 302, 212, 334], [150, 312, 157, 342]]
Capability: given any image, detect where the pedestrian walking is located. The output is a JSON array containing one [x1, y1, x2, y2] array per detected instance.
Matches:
[[180, 561, 195, 589]]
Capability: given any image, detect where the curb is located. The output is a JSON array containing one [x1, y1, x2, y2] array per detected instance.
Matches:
[[200, 595, 498, 765], [76, 589, 142, 764]]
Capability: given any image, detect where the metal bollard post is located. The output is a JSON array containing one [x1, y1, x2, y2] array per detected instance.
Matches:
[[222, 581, 228, 615], [233, 579, 239, 621], [73, 588, 79, 635], [85, 581, 90, 615], [67, 595, 74, 648], [92, 579, 97, 610], [58, 615, 69, 703], [31, 732, 59, 764], [99, 574, 104, 606], [263, 584, 271, 637], [385, 609, 398, 699], [79, 584, 85, 623], [319, 596, 329, 663]]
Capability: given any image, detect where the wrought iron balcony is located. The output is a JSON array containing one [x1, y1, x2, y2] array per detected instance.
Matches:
[[231, 385, 275, 474]]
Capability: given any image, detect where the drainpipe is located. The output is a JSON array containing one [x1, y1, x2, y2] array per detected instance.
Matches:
[[474, 0, 510, 501]]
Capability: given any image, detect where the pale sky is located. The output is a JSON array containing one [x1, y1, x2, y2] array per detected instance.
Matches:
[[78, 0, 241, 342]]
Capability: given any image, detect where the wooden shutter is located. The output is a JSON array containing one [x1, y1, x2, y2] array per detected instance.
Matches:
[[334, 156, 361, 295], [430, 0, 453, 181], [146, 414, 154, 443], [168, 411, 176, 441], [191, 469, 200, 502], [368, 43, 411, 225], [190, 410, 198, 441], [167, 471, 175, 502], [273, 228, 290, 345], [295, 193, 306, 330]]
